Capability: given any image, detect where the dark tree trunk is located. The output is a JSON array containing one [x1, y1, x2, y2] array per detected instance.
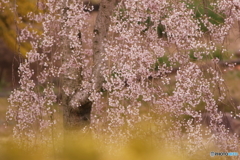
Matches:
[[63, 99, 92, 129], [63, 0, 119, 130]]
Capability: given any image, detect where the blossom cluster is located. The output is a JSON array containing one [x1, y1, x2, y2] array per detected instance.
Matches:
[[5, 0, 240, 156], [90, 0, 240, 153], [6, 0, 92, 145]]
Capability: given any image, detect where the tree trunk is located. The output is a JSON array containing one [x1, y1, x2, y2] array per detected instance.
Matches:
[[63, 0, 118, 129]]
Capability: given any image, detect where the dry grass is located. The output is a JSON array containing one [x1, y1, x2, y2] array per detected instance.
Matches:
[[0, 98, 12, 137]]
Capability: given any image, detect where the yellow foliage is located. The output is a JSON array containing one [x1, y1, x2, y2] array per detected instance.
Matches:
[[0, 129, 222, 160], [0, 0, 37, 56]]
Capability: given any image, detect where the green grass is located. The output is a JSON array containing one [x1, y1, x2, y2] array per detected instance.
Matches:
[[186, 0, 225, 33]]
